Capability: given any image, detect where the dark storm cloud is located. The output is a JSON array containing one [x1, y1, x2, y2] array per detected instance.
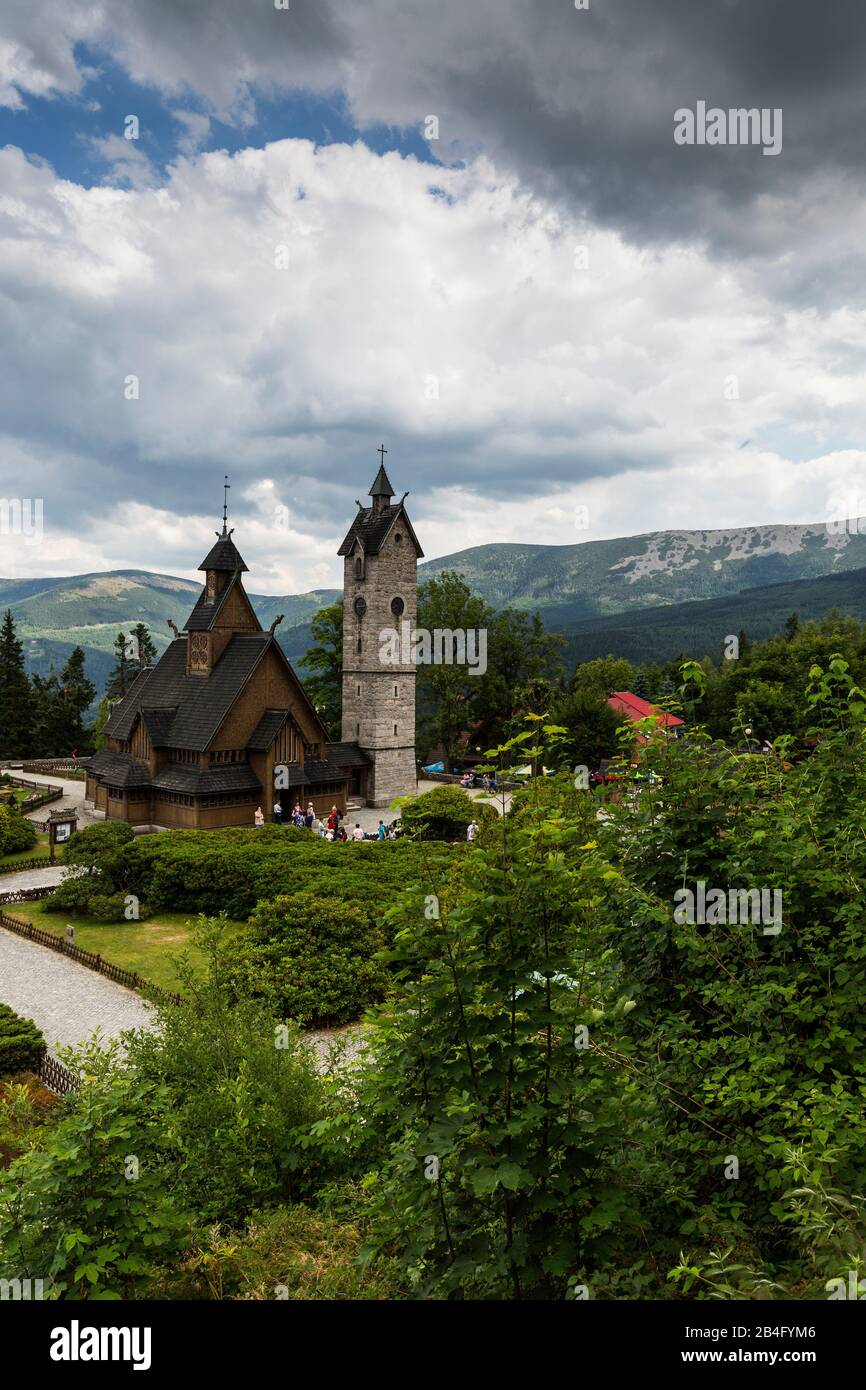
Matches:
[[13, 0, 862, 263]]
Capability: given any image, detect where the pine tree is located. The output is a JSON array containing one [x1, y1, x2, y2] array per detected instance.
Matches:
[[106, 632, 133, 699], [0, 609, 33, 758], [58, 647, 97, 754], [130, 623, 156, 668], [30, 673, 65, 756]]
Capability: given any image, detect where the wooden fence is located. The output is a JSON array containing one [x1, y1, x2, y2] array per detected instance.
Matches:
[[22, 760, 89, 779], [38, 1051, 80, 1095], [0, 857, 54, 878], [0, 910, 183, 1009], [0, 884, 55, 904], [1, 775, 65, 813]]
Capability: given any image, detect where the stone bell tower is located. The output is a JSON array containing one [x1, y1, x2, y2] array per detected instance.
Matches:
[[338, 450, 423, 806]]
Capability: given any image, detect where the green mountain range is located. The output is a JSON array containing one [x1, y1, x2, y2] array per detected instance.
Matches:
[[3, 519, 865, 693]]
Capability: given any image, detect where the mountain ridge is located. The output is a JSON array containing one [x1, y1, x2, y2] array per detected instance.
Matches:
[[4, 519, 866, 690]]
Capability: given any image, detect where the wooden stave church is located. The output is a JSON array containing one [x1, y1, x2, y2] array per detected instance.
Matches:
[[85, 515, 373, 830]]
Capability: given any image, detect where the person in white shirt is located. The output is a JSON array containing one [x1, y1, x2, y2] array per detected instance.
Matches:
[[467, 819, 477, 843], [352, 823, 364, 841]]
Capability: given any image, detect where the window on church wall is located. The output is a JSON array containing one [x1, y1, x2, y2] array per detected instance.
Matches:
[[390, 596, 404, 618]]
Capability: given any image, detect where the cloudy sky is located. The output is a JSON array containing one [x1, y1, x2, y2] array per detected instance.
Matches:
[[2, 0, 866, 592]]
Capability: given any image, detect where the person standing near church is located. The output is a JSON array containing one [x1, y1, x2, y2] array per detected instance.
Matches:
[[467, 819, 477, 843], [254, 806, 265, 829], [376, 819, 386, 841], [305, 803, 314, 829], [273, 799, 282, 826]]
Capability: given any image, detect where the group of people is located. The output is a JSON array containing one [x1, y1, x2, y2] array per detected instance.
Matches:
[[459, 770, 497, 791], [253, 801, 396, 842]]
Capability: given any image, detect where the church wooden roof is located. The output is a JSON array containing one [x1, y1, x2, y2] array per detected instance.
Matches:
[[104, 635, 273, 751]]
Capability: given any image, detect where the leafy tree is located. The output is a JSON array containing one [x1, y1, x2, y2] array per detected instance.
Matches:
[[0, 609, 32, 758], [572, 654, 636, 701], [357, 728, 652, 1298], [416, 571, 491, 767], [301, 601, 343, 736], [547, 688, 623, 771], [599, 657, 866, 1275]]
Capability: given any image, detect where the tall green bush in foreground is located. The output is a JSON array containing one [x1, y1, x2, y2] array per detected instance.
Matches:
[[357, 729, 658, 1299], [602, 657, 866, 1292]]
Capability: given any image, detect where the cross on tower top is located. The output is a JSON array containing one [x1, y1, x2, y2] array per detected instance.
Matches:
[[377, 444, 388, 466], [222, 475, 230, 534]]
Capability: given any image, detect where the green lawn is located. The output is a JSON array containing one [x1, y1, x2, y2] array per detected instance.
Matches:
[[6, 901, 247, 995]]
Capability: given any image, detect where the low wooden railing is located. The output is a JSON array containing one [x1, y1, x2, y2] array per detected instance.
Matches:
[[0, 909, 183, 1009], [38, 1051, 80, 1094], [0, 857, 54, 878]]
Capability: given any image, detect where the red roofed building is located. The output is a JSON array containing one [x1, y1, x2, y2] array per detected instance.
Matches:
[[607, 691, 684, 743]]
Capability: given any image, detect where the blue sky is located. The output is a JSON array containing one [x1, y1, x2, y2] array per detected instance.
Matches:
[[0, 43, 435, 186]]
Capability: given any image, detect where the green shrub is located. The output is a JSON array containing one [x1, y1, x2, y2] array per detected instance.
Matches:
[[63, 820, 134, 880], [0, 1039, 187, 1298], [123, 920, 327, 1223], [395, 784, 496, 841], [353, 731, 652, 1299], [0, 1003, 45, 1076], [42, 871, 100, 916], [224, 892, 390, 1027], [88, 892, 138, 923], [0, 804, 37, 858]]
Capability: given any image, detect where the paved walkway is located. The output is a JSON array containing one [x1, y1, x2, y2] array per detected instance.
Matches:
[[0, 926, 155, 1058], [15, 770, 100, 828], [0, 864, 67, 893]]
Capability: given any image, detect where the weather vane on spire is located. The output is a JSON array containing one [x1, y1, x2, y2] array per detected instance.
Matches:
[[222, 474, 230, 534]]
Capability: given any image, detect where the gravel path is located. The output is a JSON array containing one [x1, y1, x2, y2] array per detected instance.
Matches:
[[0, 864, 67, 892], [15, 770, 100, 828], [0, 926, 155, 1058]]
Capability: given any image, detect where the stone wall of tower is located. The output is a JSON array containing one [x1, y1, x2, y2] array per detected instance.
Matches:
[[341, 519, 418, 806]]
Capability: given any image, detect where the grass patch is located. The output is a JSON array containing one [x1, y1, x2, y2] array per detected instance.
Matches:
[[0, 833, 55, 870], [5, 901, 246, 995]]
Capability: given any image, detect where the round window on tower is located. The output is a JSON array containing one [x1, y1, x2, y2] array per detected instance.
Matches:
[[354, 597, 367, 618], [390, 596, 405, 618]]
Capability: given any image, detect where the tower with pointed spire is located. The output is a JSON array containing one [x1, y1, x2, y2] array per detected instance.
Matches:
[[338, 452, 423, 806]]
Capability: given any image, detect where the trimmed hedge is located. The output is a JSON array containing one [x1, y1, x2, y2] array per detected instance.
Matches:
[[0, 1002, 45, 1076], [117, 828, 464, 923]]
